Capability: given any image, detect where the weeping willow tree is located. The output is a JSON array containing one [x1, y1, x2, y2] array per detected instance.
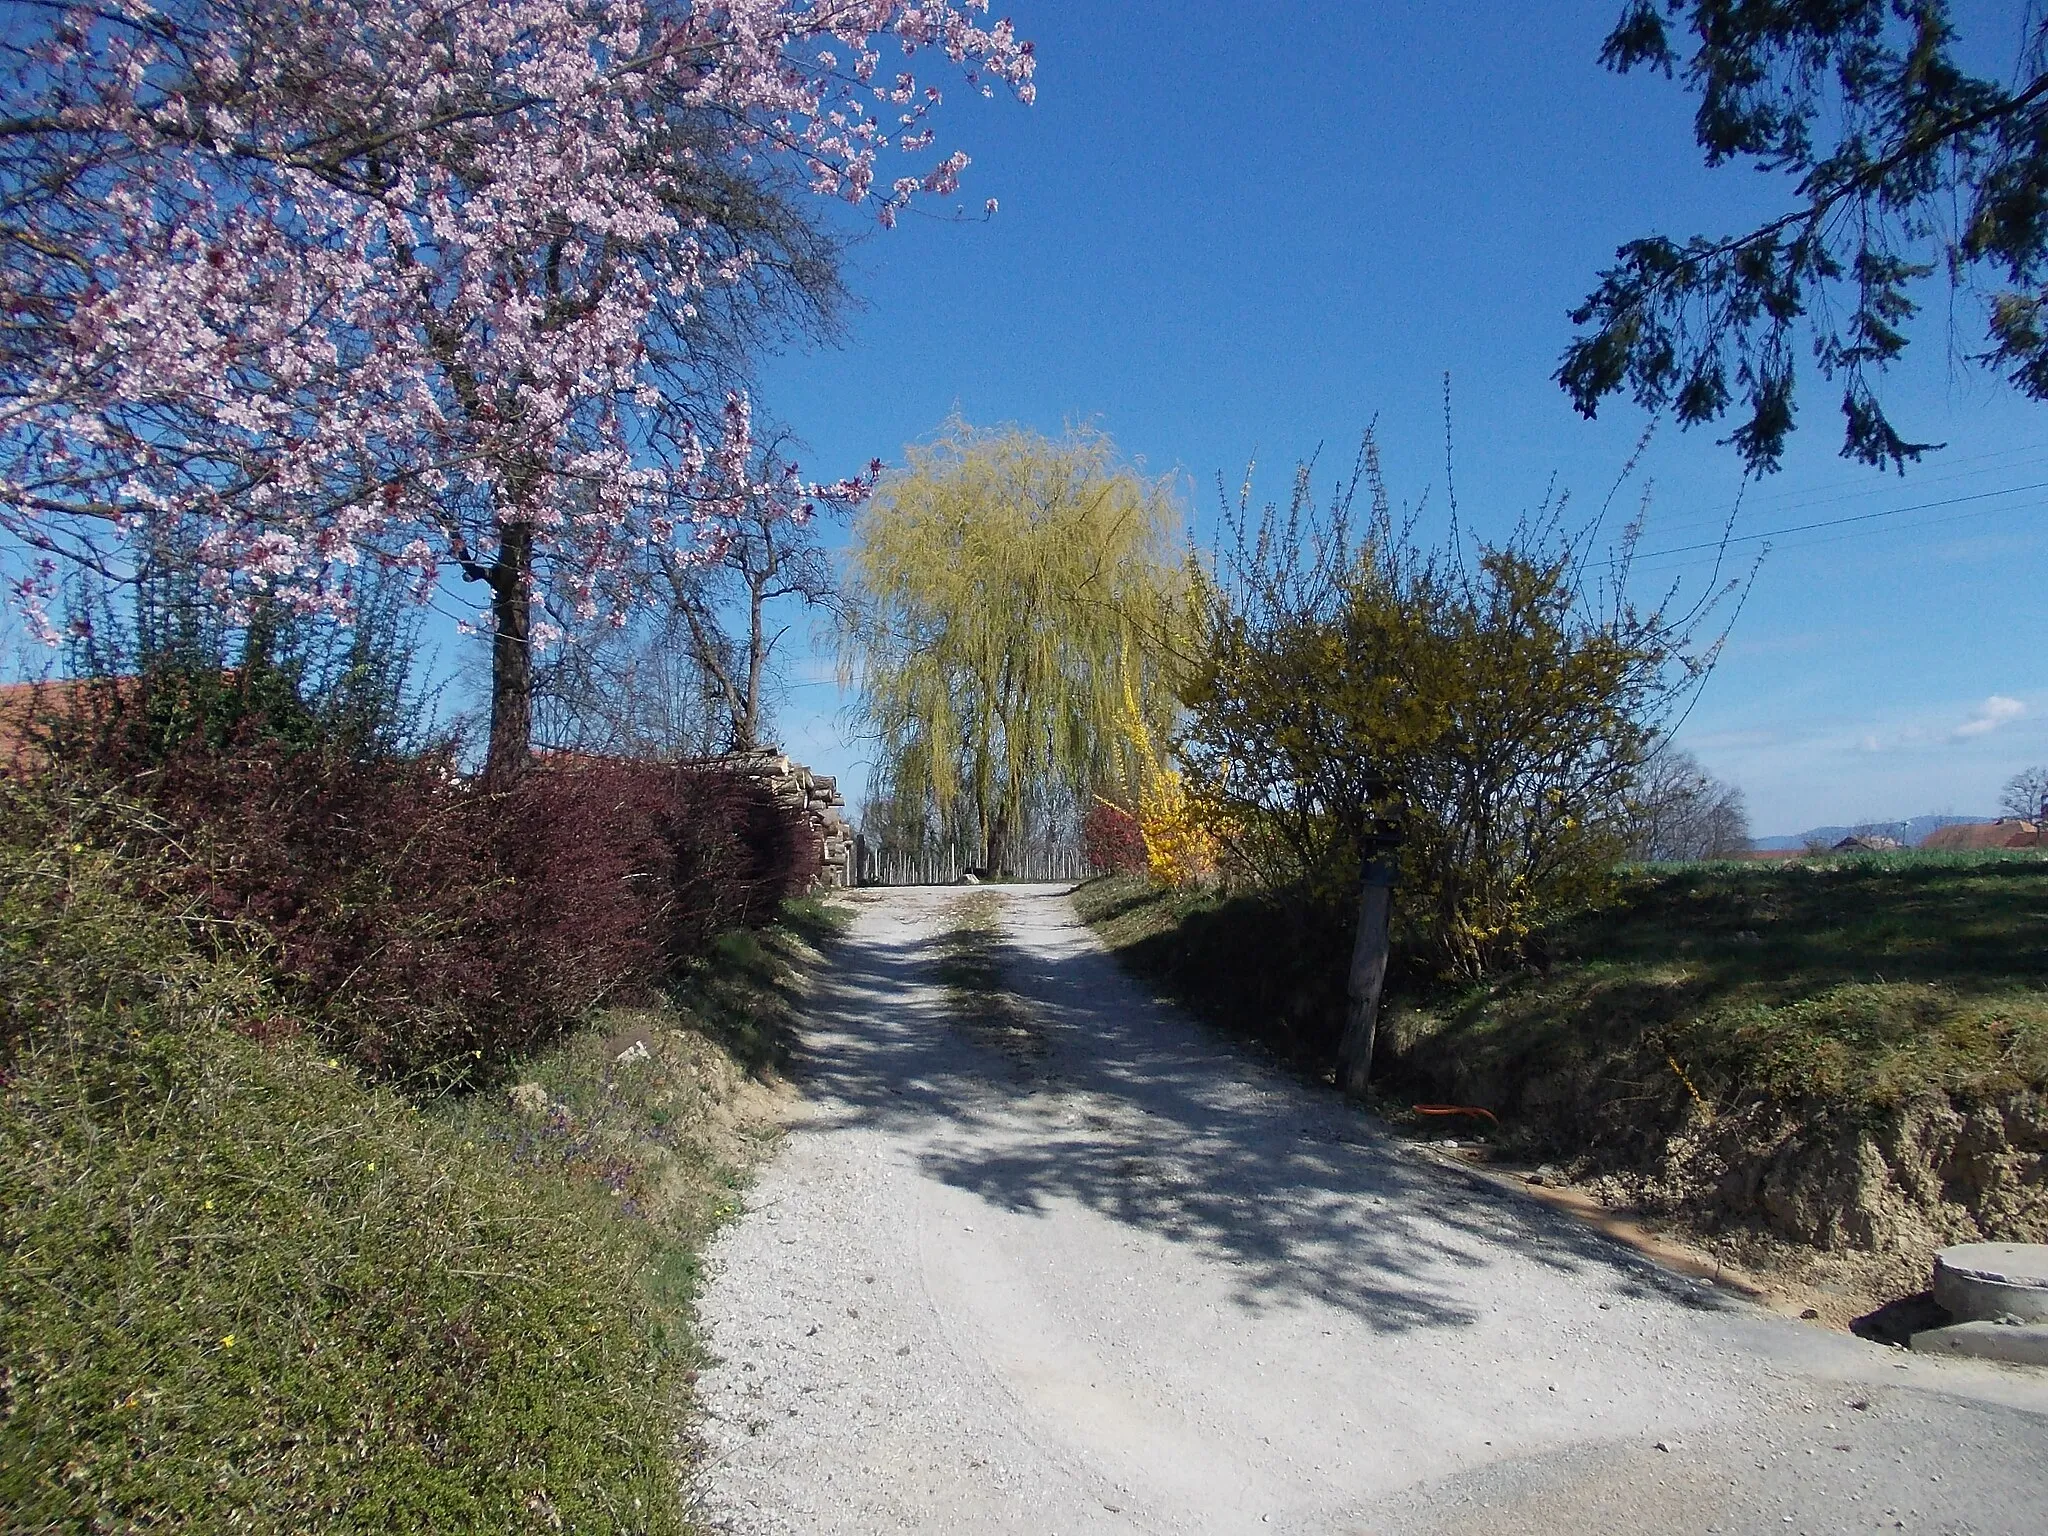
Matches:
[[847, 420, 1189, 875]]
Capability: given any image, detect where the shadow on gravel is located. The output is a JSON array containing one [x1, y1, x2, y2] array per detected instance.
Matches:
[[798, 888, 1733, 1337], [1850, 1290, 1949, 1347]]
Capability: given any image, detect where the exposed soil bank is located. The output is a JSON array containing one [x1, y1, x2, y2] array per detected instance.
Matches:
[[1625, 1091, 2046, 1300], [1397, 1041, 2048, 1313]]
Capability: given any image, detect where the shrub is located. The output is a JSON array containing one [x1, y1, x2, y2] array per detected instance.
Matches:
[[119, 744, 590, 1087], [1082, 797, 1148, 875], [648, 760, 818, 940], [43, 725, 814, 1090], [1181, 432, 1719, 976], [58, 520, 440, 763], [0, 784, 691, 1532]]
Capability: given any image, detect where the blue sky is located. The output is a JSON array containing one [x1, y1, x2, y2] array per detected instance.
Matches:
[[744, 1, 2048, 837], [14, 5, 2022, 838]]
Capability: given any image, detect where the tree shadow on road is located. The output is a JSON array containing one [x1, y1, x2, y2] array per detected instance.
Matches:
[[793, 887, 1736, 1336]]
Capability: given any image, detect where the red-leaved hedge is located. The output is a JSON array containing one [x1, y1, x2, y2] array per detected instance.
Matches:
[[1082, 797, 1148, 877], [67, 732, 813, 1089]]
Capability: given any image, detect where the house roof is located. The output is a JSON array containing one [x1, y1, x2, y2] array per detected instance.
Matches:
[[0, 681, 57, 769], [0, 677, 136, 771], [1920, 819, 2041, 850]]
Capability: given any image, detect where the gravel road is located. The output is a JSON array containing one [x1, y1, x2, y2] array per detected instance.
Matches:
[[690, 885, 2048, 1536]]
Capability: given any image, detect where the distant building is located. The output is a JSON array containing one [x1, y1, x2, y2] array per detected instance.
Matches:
[[0, 680, 68, 771], [1832, 834, 1902, 852], [1919, 819, 2043, 850], [0, 677, 145, 774]]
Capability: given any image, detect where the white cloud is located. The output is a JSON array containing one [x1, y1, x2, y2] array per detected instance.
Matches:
[[1952, 695, 2026, 741]]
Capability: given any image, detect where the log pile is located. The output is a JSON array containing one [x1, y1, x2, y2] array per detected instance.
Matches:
[[720, 748, 853, 889]]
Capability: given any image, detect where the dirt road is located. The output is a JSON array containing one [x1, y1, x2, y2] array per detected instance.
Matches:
[[691, 886, 2048, 1535]]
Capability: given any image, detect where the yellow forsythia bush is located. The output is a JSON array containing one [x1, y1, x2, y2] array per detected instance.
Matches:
[[1137, 765, 1218, 889]]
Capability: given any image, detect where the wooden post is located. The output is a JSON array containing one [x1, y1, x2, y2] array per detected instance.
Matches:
[[1338, 860, 1396, 1098]]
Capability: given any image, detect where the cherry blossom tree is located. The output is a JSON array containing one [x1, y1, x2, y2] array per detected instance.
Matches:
[[0, 0, 1033, 776]]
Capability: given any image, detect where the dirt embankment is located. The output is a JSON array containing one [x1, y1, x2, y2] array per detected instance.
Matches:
[[1387, 1031, 2048, 1318], [1407, 1033, 2048, 1305], [1622, 1091, 2048, 1294]]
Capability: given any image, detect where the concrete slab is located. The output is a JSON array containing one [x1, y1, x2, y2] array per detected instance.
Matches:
[[1909, 1320, 2048, 1368], [1933, 1243, 2048, 1324]]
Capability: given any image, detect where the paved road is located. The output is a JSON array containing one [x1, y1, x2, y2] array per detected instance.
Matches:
[[691, 886, 2048, 1536]]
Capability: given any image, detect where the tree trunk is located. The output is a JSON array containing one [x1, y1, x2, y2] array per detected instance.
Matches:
[[986, 803, 1011, 878], [485, 522, 534, 785], [739, 576, 766, 752]]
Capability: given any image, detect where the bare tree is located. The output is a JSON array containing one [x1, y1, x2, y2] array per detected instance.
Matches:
[[2001, 765, 2048, 821], [648, 439, 847, 753], [532, 617, 735, 760], [1626, 749, 1750, 863], [535, 435, 849, 758]]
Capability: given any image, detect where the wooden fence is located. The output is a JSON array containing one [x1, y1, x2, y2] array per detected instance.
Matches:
[[856, 838, 1094, 887]]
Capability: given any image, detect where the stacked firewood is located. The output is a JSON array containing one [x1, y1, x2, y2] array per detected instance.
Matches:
[[721, 749, 853, 889]]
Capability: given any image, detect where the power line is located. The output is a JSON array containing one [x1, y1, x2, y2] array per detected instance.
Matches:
[[1635, 479, 2048, 561], [1633, 502, 2044, 584], [1624, 441, 2048, 547]]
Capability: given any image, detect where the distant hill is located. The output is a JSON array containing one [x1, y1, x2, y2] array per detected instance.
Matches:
[[1752, 814, 1996, 851]]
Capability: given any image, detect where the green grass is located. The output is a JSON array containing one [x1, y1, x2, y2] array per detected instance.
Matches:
[[1078, 853, 2048, 1151], [934, 889, 1008, 996], [431, 896, 844, 1332], [932, 889, 1046, 1062], [667, 895, 847, 1077], [1400, 851, 2048, 1137], [0, 784, 842, 1533]]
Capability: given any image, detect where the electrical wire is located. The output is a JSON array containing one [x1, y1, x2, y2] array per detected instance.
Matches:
[[1634, 439, 2048, 544], [1635, 478, 2048, 562]]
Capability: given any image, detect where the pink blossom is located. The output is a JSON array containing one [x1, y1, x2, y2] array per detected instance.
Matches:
[[1, 0, 1036, 637]]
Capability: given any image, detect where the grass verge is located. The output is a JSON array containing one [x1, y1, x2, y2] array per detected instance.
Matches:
[[431, 901, 845, 1373], [1070, 875, 1349, 1070], [0, 782, 842, 1532], [1393, 851, 2048, 1134]]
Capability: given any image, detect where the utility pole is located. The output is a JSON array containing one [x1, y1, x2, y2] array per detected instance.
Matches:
[[1338, 859, 1397, 1098]]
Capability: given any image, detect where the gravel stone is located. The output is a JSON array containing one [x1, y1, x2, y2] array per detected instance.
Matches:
[[691, 887, 2048, 1535]]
